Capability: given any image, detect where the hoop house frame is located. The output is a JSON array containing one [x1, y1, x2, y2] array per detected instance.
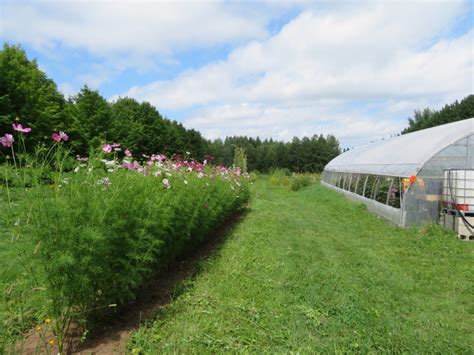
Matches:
[[321, 118, 474, 227]]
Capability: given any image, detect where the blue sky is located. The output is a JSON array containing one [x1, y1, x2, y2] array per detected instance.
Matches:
[[1, 0, 473, 148]]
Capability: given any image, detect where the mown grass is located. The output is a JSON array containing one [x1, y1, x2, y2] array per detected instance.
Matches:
[[130, 176, 473, 353]]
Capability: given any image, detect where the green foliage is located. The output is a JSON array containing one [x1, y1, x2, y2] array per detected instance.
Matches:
[[30, 168, 245, 326], [128, 178, 473, 354], [211, 134, 341, 173], [403, 94, 474, 133], [0, 165, 52, 187], [269, 169, 313, 191], [67, 86, 112, 154], [232, 147, 247, 174], [0, 44, 67, 153], [269, 168, 291, 186], [289, 174, 312, 191], [0, 139, 249, 352]]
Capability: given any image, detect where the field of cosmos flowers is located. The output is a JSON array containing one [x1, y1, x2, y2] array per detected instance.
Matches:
[[0, 123, 250, 352]]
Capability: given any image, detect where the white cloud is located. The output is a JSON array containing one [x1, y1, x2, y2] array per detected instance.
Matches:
[[114, 1, 472, 147], [57, 82, 76, 98], [122, 1, 471, 107], [2, 0, 270, 58], [183, 100, 406, 146]]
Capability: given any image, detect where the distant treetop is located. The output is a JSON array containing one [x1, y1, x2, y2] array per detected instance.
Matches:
[[402, 95, 474, 134]]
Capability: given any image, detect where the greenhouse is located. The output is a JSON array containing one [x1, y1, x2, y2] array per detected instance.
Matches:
[[321, 118, 474, 227]]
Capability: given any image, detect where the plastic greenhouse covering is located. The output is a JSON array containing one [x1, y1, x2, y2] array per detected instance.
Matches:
[[321, 118, 474, 227]]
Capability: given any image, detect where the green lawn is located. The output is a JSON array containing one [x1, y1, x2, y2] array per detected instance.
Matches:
[[129, 177, 473, 353]]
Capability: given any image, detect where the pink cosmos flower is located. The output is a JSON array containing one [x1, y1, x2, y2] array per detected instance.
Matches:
[[0, 134, 14, 148], [122, 162, 134, 170], [52, 131, 68, 142], [102, 144, 112, 153], [124, 149, 132, 157], [12, 123, 32, 133], [156, 154, 166, 162]]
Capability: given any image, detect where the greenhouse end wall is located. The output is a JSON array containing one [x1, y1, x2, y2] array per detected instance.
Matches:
[[402, 134, 474, 227]]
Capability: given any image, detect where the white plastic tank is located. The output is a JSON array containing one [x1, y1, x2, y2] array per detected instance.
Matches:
[[442, 169, 474, 212]]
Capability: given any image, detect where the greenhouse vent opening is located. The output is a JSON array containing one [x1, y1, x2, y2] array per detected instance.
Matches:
[[321, 118, 474, 234]]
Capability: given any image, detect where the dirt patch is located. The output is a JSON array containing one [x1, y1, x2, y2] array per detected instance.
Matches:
[[18, 210, 246, 354]]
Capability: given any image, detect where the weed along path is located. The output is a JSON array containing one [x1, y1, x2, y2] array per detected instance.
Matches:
[[124, 178, 473, 353]]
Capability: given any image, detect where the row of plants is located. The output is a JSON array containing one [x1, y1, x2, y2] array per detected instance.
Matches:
[[1, 122, 250, 353], [269, 168, 316, 191]]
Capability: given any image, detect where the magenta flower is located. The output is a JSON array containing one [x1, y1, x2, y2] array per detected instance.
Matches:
[[102, 144, 112, 153], [124, 149, 132, 157], [12, 123, 32, 133], [52, 131, 68, 142], [0, 134, 14, 148]]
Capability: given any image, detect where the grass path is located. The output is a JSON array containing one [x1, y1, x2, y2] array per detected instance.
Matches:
[[129, 178, 473, 353]]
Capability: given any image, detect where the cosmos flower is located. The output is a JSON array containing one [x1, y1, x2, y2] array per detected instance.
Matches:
[[0, 134, 14, 148], [12, 123, 32, 133], [52, 131, 68, 142], [102, 144, 112, 153]]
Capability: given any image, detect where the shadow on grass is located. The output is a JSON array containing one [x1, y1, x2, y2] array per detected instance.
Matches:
[[73, 208, 250, 354]]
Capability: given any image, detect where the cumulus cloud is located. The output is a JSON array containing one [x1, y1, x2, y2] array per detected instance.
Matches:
[[183, 101, 406, 146], [2, 0, 270, 57], [113, 1, 472, 146], [122, 1, 471, 108]]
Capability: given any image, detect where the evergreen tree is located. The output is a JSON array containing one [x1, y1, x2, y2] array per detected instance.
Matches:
[[403, 95, 474, 133]]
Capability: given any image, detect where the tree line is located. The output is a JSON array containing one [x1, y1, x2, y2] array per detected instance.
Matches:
[[402, 94, 474, 134], [0, 43, 341, 172], [209, 135, 340, 173]]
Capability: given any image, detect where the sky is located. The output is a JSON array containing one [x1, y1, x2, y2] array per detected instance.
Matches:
[[1, 0, 473, 148]]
